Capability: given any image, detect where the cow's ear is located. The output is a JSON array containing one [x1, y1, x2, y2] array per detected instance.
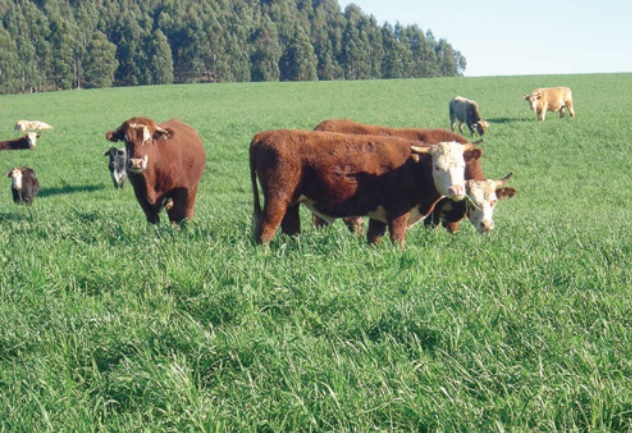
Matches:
[[153, 127, 174, 141], [464, 147, 483, 161], [102, 150, 109, 156], [105, 130, 120, 142], [496, 187, 517, 199]]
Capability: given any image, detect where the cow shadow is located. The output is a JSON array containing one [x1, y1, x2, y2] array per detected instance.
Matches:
[[38, 183, 105, 198], [487, 117, 530, 125]]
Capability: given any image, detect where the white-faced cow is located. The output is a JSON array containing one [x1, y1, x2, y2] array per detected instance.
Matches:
[[0, 132, 38, 150], [14, 120, 53, 132], [250, 129, 477, 247], [103, 146, 128, 188], [313, 118, 516, 234], [5, 166, 40, 205], [524, 87, 575, 121], [449, 96, 489, 136], [426, 173, 516, 234], [105, 117, 206, 225]]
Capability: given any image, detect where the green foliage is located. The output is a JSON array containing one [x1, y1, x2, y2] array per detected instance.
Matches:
[[0, 0, 465, 94], [1, 73, 631, 431]]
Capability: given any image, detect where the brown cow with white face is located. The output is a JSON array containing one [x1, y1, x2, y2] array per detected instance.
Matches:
[[524, 87, 575, 121], [313, 119, 516, 234], [105, 117, 206, 225], [250, 129, 478, 247]]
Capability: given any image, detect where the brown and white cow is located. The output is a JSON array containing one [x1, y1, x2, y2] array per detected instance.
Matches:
[[524, 87, 575, 121], [5, 166, 40, 205], [105, 117, 206, 225], [449, 96, 489, 136], [250, 129, 478, 247], [0, 132, 38, 150], [426, 173, 516, 234], [313, 119, 516, 234]]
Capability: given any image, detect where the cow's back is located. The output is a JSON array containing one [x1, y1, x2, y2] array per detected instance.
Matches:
[[158, 119, 206, 184]]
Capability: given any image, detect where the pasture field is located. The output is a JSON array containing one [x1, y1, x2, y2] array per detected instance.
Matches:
[[1, 73, 631, 432]]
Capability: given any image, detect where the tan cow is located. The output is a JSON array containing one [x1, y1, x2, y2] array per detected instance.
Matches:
[[524, 87, 575, 121], [14, 120, 53, 132]]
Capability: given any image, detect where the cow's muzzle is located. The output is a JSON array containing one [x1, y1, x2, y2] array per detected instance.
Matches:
[[447, 184, 466, 200], [128, 156, 148, 173]]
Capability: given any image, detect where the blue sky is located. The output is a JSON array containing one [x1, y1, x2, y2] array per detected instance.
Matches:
[[340, 0, 632, 77]]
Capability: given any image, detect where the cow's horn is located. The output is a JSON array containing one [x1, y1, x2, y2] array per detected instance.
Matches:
[[155, 126, 168, 134], [496, 172, 513, 185], [410, 145, 431, 154]]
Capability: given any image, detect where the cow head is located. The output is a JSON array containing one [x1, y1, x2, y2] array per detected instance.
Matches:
[[411, 141, 478, 200], [465, 173, 516, 233], [524, 92, 541, 111], [103, 146, 128, 188], [105, 117, 173, 174], [5, 168, 23, 189], [26, 132, 39, 148], [472, 120, 489, 136]]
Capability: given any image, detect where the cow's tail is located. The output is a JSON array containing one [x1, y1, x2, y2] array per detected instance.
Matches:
[[249, 139, 263, 231]]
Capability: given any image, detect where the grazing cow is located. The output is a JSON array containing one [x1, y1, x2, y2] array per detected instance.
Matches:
[[314, 119, 515, 234], [250, 129, 478, 247], [524, 86, 575, 121], [426, 172, 517, 234], [14, 120, 53, 132], [5, 167, 40, 205], [449, 96, 489, 136], [0, 132, 38, 150], [313, 119, 467, 232], [105, 117, 206, 225], [103, 146, 128, 188]]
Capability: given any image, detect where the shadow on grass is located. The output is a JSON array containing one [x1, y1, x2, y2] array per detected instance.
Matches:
[[38, 183, 105, 198], [487, 117, 531, 125]]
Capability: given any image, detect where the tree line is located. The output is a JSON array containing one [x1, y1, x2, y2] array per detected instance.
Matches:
[[0, 0, 466, 94]]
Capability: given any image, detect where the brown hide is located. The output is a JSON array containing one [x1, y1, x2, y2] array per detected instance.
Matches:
[[105, 117, 206, 225], [250, 129, 453, 247], [313, 119, 477, 233], [314, 118, 469, 144]]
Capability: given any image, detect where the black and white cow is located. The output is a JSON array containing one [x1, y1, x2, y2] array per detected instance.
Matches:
[[5, 166, 40, 205], [103, 146, 128, 188]]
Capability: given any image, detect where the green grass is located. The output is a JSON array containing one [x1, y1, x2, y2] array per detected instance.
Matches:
[[1, 73, 632, 432]]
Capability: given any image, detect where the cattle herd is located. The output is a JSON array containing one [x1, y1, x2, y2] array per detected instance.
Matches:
[[4, 86, 575, 246]]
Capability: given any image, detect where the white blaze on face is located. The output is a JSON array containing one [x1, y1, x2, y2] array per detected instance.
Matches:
[[128, 123, 151, 145], [26, 132, 38, 147], [466, 180, 498, 233], [431, 142, 466, 200], [9, 168, 23, 190]]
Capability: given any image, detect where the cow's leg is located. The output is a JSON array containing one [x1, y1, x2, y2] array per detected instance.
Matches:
[[559, 106, 566, 118], [458, 121, 465, 134], [567, 101, 575, 118], [185, 186, 198, 220], [140, 200, 160, 224], [166, 192, 189, 226], [343, 217, 363, 234], [280, 203, 301, 236], [387, 214, 409, 248], [449, 114, 456, 131], [255, 199, 289, 245], [367, 219, 387, 244]]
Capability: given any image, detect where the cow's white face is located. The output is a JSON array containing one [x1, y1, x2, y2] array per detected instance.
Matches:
[[465, 175, 516, 233], [106, 118, 172, 175], [430, 142, 467, 200], [8, 168, 23, 189], [525, 93, 540, 111], [26, 132, 38, 148]]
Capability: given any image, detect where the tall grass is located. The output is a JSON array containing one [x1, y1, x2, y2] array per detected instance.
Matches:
[[1, 73, 631, 432]]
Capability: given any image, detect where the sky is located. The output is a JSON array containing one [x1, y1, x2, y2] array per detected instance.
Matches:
[[340, 0, 632, 77]]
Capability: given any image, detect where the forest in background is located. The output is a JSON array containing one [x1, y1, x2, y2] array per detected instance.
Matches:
[[0, 0, 466, 94]]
